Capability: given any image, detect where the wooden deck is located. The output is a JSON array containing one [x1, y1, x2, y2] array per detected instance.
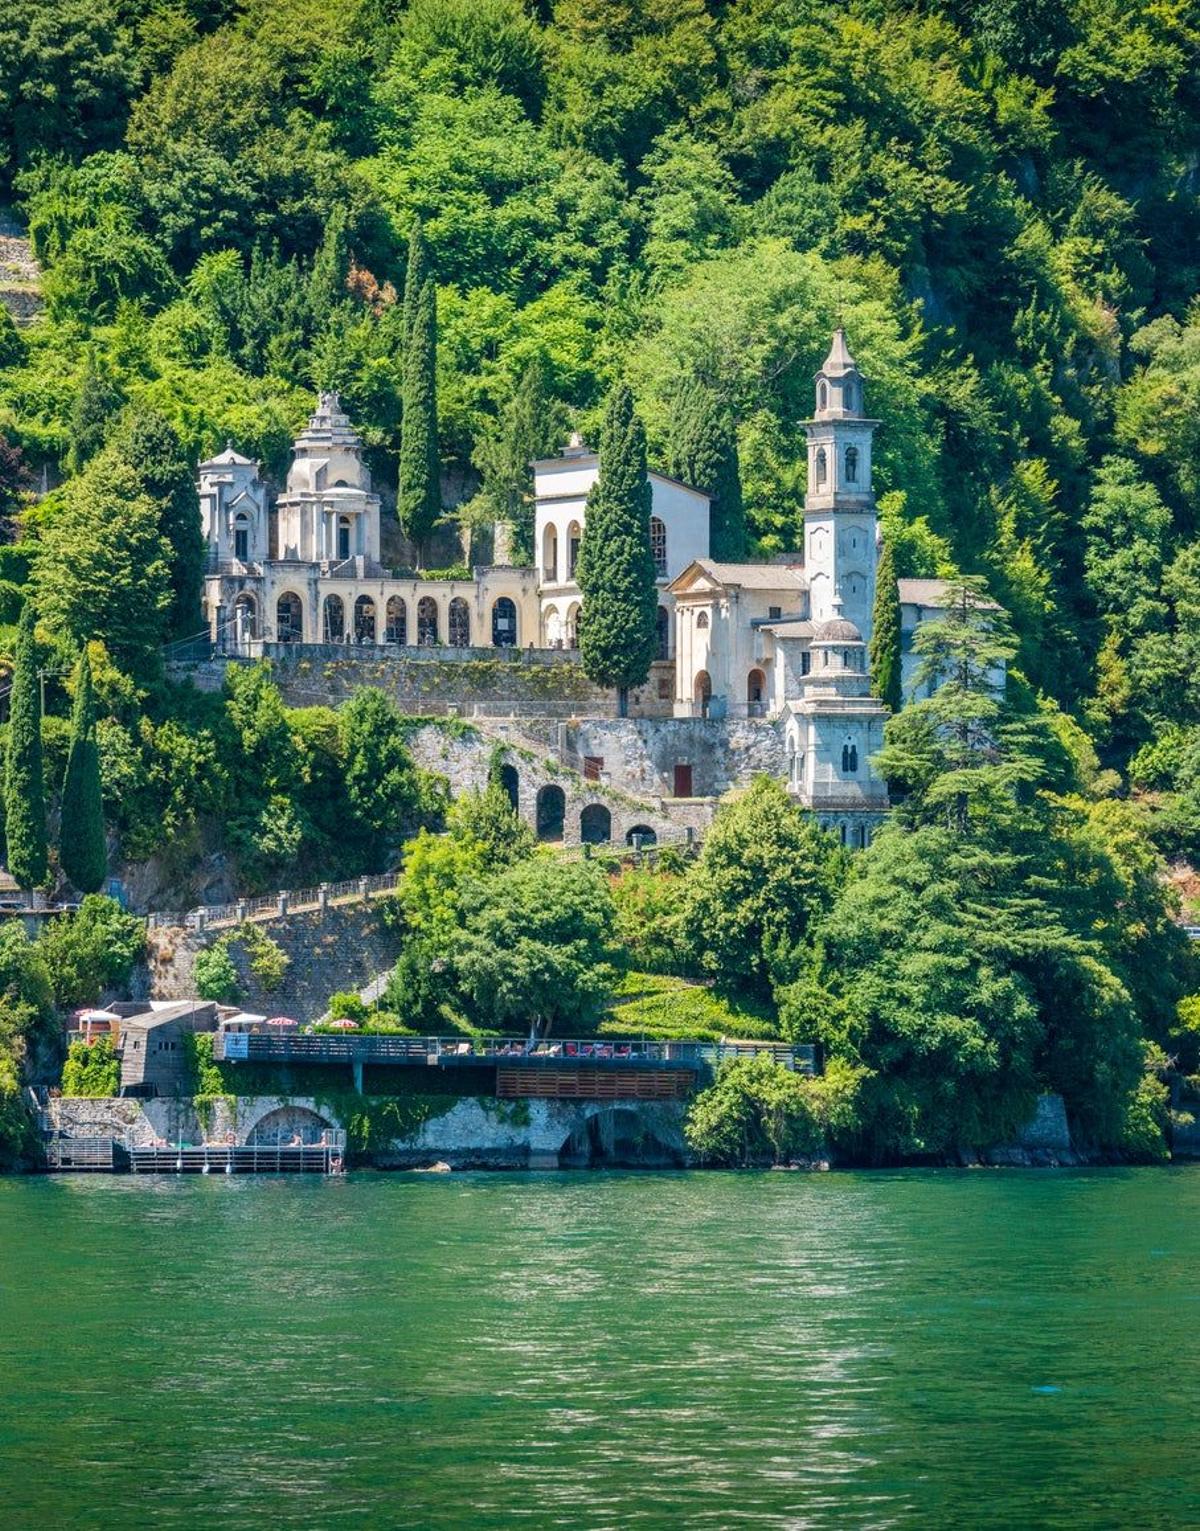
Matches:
[[128, 1144, 343, 1174]]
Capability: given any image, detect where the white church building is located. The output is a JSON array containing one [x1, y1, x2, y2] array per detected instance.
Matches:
[[199, 331, 952, 841]]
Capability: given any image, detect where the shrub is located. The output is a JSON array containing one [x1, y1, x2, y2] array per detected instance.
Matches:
[[237, 924, 289, 992], [193, 939, 241, 1003], [60, 1035, 120, 1097], [38, 895, 145, 1008]]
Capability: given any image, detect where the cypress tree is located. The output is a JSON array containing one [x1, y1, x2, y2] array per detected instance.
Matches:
[[869, 538, 903, 712], [668, 381, 746, 561], [402, 219, 428, 349], [59, 648, 106, 894], [4, 603, 47, 892], [399, 277, 441, 553], [575, 382, 658, 717], [67, 353, 123, 475]]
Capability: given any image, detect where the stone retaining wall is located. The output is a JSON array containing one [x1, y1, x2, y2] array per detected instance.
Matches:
[[47, 1094, 690, 1169], [140, 901, 401, 1023]]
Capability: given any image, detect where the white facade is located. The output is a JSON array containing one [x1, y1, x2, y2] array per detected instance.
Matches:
[[532, 435, 711, 655], [802, 328, 879, 640]]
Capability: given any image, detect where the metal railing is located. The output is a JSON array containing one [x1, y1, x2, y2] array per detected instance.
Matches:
[[147, 871, 401, 931], [213, 1031, 814, 1072]]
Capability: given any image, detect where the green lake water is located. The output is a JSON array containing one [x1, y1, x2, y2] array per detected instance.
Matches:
[[2, 1168, 1198, 1530]]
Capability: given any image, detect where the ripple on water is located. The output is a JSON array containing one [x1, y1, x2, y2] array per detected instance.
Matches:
[[1, 1168, 1199, 1529]]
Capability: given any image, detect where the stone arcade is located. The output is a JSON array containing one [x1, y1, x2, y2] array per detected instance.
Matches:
[[200, 331, 956, 842]]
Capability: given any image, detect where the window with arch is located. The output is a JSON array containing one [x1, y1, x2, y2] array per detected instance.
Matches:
[[841, 740, 859, 773], [566, 602, 581, 648], [337, 516, 352, 562], [448, 596, 470, 647], [492, 597, 517, 647], [655, 605, 670, 661], [276, 592, 303, 642], [650, 516, 667, 577], [844, 380, 855, 411], [845, 445, 859, 483], [567, 521, 582, 579], [818, 380, 828, 410], [234, 513, 250, 563], [385, 596, 407, 644], [322, 594, 345, 643], [542, 525, 558, 582], [815, 447, 827, 486], [233, 593, 257, 640], [696, 610, 710, 630], [354, 595, 376, 644], [417, 596, 439, 646]]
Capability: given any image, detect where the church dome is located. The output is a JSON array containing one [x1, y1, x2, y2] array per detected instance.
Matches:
[[812, 615, 863, 645]]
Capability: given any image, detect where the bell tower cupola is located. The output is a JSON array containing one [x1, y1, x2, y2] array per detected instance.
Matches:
[[802, 329, 880, 642]]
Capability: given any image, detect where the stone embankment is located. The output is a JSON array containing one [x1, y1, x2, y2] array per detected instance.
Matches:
[[46, 1094, 691, 1169]]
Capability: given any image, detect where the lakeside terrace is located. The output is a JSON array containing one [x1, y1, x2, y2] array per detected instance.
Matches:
[[213, 1032, 815, 1100]]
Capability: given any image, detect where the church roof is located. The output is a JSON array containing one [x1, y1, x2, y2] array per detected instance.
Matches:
[[670, 559, 807, 594], [819, 327, 858, 377], [813, 616, 864, 644], [897, 578, 1000, 611]]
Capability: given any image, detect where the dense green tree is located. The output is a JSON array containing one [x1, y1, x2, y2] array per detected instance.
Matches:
[[39, 893, 144, 1008], [34, 450, 172, 682], [684, 777, 843, 999], [338, 688, 428, 859], [666, 379, 745, 560], [575, 381, 658, 714], [399, 278, 441, 551], [868, 539, 902, 712], [59, 649, 106, 894], [451, 859, 616, 1037], [3, 603, 47, 891], [0, 436, 32, 544], [66, 353, 123, 474], [402, 218, 429, 350], [112, 411, 206, 639]]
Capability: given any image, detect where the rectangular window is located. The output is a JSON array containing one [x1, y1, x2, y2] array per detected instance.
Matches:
[[769, 606, 781, 620], [584, 756, 603, 782], [801, 651, 811, 675], [674, 764, 693, 798]]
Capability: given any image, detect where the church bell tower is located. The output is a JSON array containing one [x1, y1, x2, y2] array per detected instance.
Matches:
[[802, 329, 879, 642]]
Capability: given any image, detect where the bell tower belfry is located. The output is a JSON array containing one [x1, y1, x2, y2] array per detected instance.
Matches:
[[802, 329, 879, 642]]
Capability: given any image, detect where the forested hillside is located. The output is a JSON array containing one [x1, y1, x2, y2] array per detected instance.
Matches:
[[4, 0, 1200, 820], [4, 1, 1200, 1163]]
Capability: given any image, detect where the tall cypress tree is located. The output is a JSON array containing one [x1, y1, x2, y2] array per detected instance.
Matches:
[[668, 381, 746, 561], [399, 276, 441, 554], [402, 218, 428, 350], [575, 382, 658, 717], [4, 603, 46, 892], [60, 648, 106, 894], [869, 538, 903, 712]]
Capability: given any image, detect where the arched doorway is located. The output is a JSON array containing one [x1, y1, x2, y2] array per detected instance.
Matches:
[[232, 593, 257, 644], [543, 605, 561, 647], [747, 668, 766, 713], [276, 591, 302, 643], [492, 597, 517, 648], [417, 596, 439, 646], [234, 512, 250, 563], [354, 595, 376, 644], [693, 669, 712, 718], [559, 1107, 686, 1167], [625, 825, 657, 848], [448, 596, 470, 647], [247, 1105, 334, 1146], [656, 604, 670, 660], [566, 602, 581, 649], [323, 594, 345, 643], [385, 596, 407, 644], [580, 803, 611, 844], [535, 783, 565, 841], [499, 763, 519, 811], [542, 524, 558, 582]]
